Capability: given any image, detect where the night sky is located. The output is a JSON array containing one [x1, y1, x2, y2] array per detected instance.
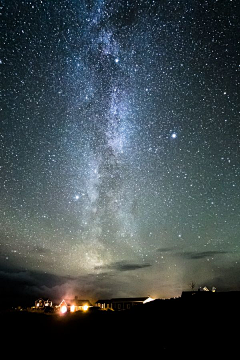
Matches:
[[1, 0, 240, 305]]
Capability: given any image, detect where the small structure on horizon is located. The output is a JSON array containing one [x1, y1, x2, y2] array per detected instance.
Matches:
[[95, 296, 155, 311], [35, 298, 52, 309], [181, 286, 218, 300]]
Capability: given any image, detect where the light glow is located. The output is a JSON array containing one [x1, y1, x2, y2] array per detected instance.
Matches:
[[60, 305, 67, 314], [82, 305, 89, 311], [143, 297, 155, 304], [70, 305, 75, 312]]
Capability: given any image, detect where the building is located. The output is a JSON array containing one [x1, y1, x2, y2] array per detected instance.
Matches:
[[35, 298, 52, 309], [59, 296, 92, 313], [96, 297, 154, 311], [181, 287, 217, 300], [181, 290, 240, 303]]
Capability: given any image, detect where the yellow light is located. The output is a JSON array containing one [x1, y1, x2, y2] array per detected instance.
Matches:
[[60, 305, 67, 314], [143, 297, 155, 304], [82, 305, 88, 311], [70, 305, 75, 312]]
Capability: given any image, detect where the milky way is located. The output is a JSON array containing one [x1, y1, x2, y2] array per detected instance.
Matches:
[[1, 0, 240, 302]]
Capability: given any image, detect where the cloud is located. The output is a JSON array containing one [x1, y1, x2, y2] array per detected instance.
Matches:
[[0, 267, 68, 306], [156, 247, 175, 253], [178, 250, 229, 260], [0, 263, 152, 307], [95, 260, 152, 272]]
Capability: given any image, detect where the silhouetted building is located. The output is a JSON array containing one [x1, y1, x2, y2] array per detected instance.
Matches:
[[96, 296, 154, 311], [181, 290, 240, 306]]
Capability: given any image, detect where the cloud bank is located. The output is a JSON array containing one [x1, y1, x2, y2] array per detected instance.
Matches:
[[178, 250, 229, 260], [95, 260, 152, 272]]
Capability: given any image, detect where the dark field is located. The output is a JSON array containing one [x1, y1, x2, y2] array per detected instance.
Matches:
[[2, 295, 238, 356]]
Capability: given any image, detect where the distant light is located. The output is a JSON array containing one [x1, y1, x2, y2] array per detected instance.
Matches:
[[75, 195, 80, 200], [60, 305, 67, 314], [171, 132, 177, 139], [143, 297, 155, 304], [82, 305, 89, 311], [115, 58, 119, 63], [70, 305, 75, 312]]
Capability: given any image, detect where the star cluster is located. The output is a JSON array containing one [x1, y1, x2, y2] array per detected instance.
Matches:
[[1, 0, 240, 300]]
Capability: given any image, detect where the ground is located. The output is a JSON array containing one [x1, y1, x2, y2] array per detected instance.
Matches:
[[1, 297, 238, 355]]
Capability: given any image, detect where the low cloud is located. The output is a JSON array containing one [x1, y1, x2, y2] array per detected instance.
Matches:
[[0, 268, 63, 306], [178, 250, 229, 260], [0, 263, 152, 307], [156, 247, 175, 253], [95, 260, 152, 272]]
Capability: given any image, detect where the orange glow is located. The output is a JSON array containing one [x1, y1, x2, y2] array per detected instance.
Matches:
[[143, 297, 155, 304], [82, 305, 88, 311], [60, 305, 67, 314], [70, 305, 75, 312]]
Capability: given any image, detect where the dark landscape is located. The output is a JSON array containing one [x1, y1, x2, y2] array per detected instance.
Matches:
[[2, 292, 239, 355]]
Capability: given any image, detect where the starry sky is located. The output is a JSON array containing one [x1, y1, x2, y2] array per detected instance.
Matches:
[[1, 0, 240, 304]]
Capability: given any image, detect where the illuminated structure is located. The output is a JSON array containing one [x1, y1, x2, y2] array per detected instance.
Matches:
[[35, 298, 53, 309], [59, 300, 68, 314], [59, 296, 91, 313], [96, 297, 155, 311]]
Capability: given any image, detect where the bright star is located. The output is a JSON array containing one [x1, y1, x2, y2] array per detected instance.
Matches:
[[75, 195, 80, 200], [115, 58, 119, 63], [171, 132, 177, 139]]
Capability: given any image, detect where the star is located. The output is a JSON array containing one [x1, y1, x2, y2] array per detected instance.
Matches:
[[1, 0, 239, 303]]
